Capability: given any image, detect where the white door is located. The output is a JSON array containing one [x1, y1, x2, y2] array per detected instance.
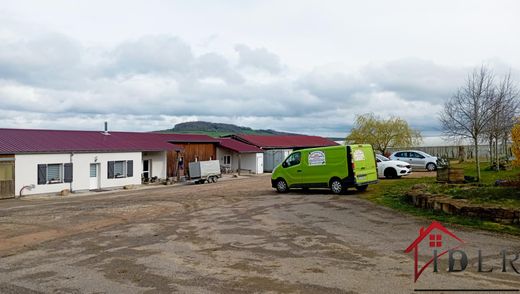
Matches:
[[256, 153, 264, 174], [89, 163, 100, 190]]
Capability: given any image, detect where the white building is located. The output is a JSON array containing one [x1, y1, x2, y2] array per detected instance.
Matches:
[[216, 138, 264, 174], [0, 128, 182, 198]]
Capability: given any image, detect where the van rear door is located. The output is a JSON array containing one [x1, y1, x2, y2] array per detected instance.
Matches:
[[351, 144, 378, 185]]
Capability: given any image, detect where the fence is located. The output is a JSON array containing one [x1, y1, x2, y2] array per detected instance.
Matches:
[[386, 144, 513, 161]]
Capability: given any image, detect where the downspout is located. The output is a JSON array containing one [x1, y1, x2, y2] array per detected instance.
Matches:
[[70, 152, 74, 192]]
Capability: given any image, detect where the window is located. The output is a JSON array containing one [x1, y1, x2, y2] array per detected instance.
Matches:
[[223, 155, 231, 165], [90, 164, 97, 178], [284, 152, 301, 167], [47, 164, 62, 182], [429, 234, 442, 247], [412, 152, 425, 159], [108, 160, 133, 179], [114, 161, 125, 178], [37, 163, 73, 184]]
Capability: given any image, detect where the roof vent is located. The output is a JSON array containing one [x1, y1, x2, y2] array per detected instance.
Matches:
[[102, 121, 110, 136]]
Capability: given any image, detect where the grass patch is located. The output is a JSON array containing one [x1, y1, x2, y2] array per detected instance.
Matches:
[[364, 164, 520, 235]]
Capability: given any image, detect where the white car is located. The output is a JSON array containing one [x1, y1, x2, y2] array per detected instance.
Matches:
[[389, 150, 438, 171], [376, 154, 412, 179]]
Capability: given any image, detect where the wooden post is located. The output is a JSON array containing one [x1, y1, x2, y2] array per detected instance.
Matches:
[[176, 151, 181, 182]]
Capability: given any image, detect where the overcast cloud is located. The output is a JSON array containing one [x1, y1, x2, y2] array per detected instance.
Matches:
[[0, 0, 519, 143]]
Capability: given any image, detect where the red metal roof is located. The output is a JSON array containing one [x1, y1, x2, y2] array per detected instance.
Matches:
[[0, 128, 184, 154], [233, 134, 338, 149], [165, 133, 219, 143], [218, 138, 263, 153]]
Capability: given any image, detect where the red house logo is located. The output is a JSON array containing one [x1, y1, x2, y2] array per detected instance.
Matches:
[[404, 221, 464, 282]]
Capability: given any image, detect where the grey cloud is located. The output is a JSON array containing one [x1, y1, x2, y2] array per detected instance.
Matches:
[[362, 58, 466, 103], [235, 44, 282, 74], [0, 33, 84, 89], [0, 30, 513, 137], [194, 53, 244, 84], [297, 68, 366, 103], [107, 35, 194, 75]]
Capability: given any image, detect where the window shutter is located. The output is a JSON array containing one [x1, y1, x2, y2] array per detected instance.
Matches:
[[64, 163, 73, 183], [37, 164, 47, 184], [127, 160, 133, 177], [108, 161, 115, 179]]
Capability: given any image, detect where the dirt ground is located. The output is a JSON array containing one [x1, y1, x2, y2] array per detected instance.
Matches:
[[0, 175, 519, 293]]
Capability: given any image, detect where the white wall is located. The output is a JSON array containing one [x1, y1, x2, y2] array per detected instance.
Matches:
[[240, 153, 264, 174], [15, 152, 143, 196], [217, 147, 239, 172], [217, 147, 263, 174], [142, 151, 167, 179]]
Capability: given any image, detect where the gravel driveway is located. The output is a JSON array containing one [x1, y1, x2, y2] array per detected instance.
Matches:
[[0, 175, 519, 293]]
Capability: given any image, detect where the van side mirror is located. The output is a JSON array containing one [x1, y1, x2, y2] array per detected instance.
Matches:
[[282, 162, 288, 168]]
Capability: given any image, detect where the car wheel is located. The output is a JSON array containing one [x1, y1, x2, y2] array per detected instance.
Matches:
[[276, 179, 289, 193], [384, 168, 398, 179], [330, 178, 344, 194], [426, 163, 437, 171], [356, 185, 368, 192]]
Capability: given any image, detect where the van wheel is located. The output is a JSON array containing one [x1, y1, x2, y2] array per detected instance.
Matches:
[[276, 179, 289, 193], [330, 179, 344, 194], [356, 185, 368, 192], [384, 168, 397, 179], [426, 163, 437, 171]]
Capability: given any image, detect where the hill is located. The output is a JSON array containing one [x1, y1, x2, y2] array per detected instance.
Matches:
[[157, 121, 301, 137]]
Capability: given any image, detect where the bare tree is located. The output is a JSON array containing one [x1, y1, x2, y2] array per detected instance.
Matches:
[[440, 66, 496, 181], [484, 71, 519, 170]]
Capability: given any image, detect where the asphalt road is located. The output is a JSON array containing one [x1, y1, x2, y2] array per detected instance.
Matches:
[[0, 175, 519, 293]]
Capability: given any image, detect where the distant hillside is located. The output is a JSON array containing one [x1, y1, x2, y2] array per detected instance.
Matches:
[[157, 121, 301, 137]]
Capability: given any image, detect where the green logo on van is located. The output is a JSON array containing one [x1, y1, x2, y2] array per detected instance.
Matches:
[[308, 151, 326, 166]]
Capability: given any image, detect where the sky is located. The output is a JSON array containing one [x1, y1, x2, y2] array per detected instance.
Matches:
[[1, 0, 519, 145]]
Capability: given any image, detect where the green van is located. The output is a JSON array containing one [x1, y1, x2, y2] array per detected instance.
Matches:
[[271, 144, 378, 194]]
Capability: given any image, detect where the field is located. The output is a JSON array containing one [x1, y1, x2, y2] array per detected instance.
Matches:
[[365, 163, 520, 235]]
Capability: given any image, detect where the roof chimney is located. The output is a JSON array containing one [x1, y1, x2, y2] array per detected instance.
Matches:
[[103, 121, 110, 135]]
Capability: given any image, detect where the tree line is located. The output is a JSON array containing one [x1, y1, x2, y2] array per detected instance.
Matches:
[[440, 65, 519, 180]]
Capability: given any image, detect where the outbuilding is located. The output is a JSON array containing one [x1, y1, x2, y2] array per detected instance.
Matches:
[[217, 138, 264, 174], [229, 134, 338, 172], [164, 134, 220, 178], [0, 128, 182, 198]]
